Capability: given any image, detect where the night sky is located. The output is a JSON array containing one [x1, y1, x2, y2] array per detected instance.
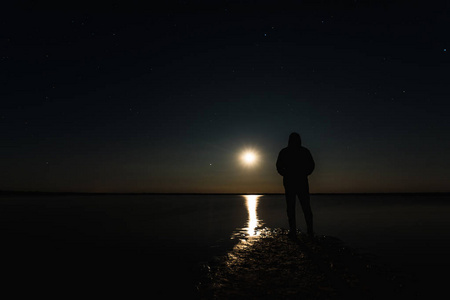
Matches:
[[2, 1, 449, 193]]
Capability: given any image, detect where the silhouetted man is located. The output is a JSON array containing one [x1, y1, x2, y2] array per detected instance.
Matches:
[[276, 132, 315, 239]]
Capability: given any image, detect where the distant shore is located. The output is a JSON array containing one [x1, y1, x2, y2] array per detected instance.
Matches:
[[1, 190, 449, 196]]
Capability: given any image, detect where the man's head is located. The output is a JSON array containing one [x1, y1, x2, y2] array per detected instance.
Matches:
[[288, 132, 302, 147]]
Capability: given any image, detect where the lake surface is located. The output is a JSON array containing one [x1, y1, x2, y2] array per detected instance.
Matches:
[[1, 194, 449, 297]]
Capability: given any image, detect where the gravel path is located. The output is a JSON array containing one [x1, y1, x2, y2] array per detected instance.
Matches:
[[197, 228, 409, 299]]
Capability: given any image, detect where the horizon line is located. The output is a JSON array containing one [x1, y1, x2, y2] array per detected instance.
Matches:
[[1, 190, 449, 196]]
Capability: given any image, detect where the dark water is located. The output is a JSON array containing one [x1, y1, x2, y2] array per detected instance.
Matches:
[[1, 194, 449, 297]]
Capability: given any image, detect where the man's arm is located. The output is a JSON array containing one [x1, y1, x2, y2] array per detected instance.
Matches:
[[276, 150, 286, 176], [306, 149, 315, 176]]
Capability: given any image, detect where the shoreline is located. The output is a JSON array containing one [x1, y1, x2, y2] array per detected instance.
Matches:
[[1, 190, 449, 196], [196, 228, 410, 299]]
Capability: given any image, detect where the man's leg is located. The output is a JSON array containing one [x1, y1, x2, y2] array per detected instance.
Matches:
[[285, 189, 297, 236], [299, 193, 314, 237]]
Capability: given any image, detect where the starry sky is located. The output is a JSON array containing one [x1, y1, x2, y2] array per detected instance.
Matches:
[[1, 1, 449, 193]]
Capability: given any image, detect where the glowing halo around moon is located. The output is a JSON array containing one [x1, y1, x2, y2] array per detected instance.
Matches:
[[240, 149, 259, 167]]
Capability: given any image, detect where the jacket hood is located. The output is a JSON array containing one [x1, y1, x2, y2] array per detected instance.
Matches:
[[288, 132, 302, 147]]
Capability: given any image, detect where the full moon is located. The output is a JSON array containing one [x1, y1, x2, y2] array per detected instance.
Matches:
[[241, 150, 258, 166]]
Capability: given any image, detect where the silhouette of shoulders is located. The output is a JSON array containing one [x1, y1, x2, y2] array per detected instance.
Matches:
[[276, 133, 315, 178]]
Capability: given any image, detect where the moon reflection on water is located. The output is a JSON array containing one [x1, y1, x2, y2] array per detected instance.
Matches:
[[243, 195, 262, 237]]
